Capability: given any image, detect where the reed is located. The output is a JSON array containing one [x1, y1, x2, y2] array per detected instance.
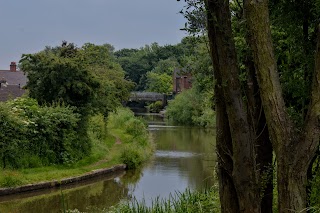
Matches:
[[108, 187, 220, 213]]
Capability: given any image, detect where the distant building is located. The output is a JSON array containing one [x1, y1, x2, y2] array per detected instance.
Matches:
[[0, 62, 28, 101], [173, 68, 192, 94]]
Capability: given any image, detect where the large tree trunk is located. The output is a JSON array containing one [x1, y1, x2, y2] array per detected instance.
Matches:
[[244, 0, 320, 211], [206, 0, 261, 212], [216, 81, 239, 213], [245, 59, 273, 213]]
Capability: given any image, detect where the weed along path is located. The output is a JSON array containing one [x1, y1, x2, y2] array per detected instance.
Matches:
[[0, 114, 216, 213]]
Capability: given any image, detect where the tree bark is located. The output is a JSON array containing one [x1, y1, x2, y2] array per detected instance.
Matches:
[[245, 59, 273, 213], [206, 0, 261, 212], [216, 81, 240, 213], [244, 0, 320, 211]]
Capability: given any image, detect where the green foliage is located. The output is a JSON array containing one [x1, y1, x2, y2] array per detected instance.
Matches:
[[147, 101, 163, 113], [108, 108, 148, 144], [20, 51, 99, 116], [114, 40, 197, 91], [87, 114, 107, 141], [152, 58, 180, 75], [166, 88, 215, 127], [0, 103, 26, 169], [120, 146, 143, 169], [20, 42, 133, 118], [0, 98, 84, 169], [309, 160, 320, 209], [145, 72, 173, 94], [81, 43, 135, 116], [107, 107, 152, 167]]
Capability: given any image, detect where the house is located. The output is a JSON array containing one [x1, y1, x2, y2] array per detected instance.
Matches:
[[173, 68, 192, 94], [0, 62, 28, 101]]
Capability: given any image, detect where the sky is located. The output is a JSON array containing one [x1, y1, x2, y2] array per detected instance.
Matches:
[[0, 0, 187, 69]]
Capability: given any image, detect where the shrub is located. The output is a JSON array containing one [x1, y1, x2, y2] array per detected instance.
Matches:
[[108, 108, 136, 130], [166, 88, 215, 127], [88, 114, 107, 140], [0, 98, 86, 169], [108, 107, 148, 141], [120, 146, 144, 169]]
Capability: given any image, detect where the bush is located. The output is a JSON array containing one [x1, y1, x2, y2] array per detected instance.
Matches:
[[166, 88, 215, 127], [120, 146, 144, 169], [88, 114, 107, 140], [108, 108, 148, 141], [0, 98, 86, 169]]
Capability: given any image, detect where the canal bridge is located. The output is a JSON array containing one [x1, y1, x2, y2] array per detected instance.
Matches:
[[128, 92, 167, 106]]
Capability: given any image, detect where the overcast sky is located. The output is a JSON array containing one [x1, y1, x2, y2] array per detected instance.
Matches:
[[0, 0, 187, 69]]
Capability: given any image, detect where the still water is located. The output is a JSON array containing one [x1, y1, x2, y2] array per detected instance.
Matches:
[[0, 114, 216, 213]]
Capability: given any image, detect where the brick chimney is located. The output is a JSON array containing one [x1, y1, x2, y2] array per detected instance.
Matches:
[[10, 62, 17, 72]]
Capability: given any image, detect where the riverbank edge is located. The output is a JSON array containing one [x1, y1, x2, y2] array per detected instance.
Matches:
[[0, 164, 126, 196]]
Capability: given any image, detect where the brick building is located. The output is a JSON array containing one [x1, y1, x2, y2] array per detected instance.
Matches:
[[172, 68, 192, 94]]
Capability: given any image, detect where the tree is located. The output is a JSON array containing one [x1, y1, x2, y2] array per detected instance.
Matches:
[[180, 0, 320, 211], [20, 42, 133, 117], [20, 43, 100, 116], [145, 72, 172, 94], [80, 43, 135, 116], [244, 1, 320, 211]]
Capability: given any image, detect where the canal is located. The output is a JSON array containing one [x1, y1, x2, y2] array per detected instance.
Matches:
[[0, 114, 216, 213]]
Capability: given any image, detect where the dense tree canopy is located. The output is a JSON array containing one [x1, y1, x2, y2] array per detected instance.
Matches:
[[114, 38, 202, 91]]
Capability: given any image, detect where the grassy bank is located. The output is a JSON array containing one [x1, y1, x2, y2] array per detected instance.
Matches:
[[0, 108, 154, 188]]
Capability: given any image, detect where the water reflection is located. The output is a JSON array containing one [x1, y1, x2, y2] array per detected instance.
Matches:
[[0, 171, 130, 213], [0, 114, 216, 212]]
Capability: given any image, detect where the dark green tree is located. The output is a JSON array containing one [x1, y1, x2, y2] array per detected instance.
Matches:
[[20, 42, 100, 116]]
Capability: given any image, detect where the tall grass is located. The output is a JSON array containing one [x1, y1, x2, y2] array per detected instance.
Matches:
[[108, 188, 220, 213]]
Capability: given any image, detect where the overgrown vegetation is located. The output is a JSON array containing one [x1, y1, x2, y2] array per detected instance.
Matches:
[[0, 98, 82, 169], [164, 37, 215, 128], [0, 42, 135, 171], [108, 108, 154, 169], [0, 106, 153, 187], [166, 87, 214, 127]]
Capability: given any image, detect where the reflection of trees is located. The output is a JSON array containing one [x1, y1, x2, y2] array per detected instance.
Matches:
[[153, 127, 216, 153], [0, 174, 131, 213], [120, 167, 144, 197], [152, 127, 217, 190]]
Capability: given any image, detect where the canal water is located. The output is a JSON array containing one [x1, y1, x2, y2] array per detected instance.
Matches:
[[0, 114, 216, 213]]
